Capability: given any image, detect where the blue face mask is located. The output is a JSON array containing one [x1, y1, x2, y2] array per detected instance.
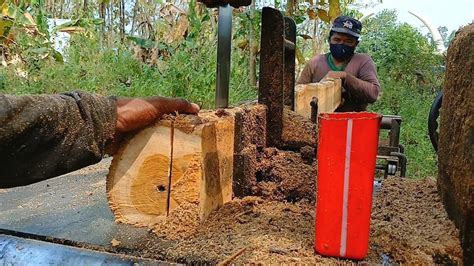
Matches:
[[330, 43, 355, 60]]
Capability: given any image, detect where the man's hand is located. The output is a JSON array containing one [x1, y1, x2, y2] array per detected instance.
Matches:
[[115, 96, 200, 134], [324, 71, 347, 80], [198, 0, 251, 8], [106, 97, 199, 155]]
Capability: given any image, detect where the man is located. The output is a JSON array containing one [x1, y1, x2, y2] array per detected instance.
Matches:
[[297, 15, 380, 112], [0, 92, 199, 188]]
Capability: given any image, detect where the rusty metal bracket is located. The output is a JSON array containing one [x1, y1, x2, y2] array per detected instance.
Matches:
[[310, 97, 318, 123], [258, 7, 296, 147]]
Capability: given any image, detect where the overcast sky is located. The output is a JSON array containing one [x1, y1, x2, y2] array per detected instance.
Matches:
[[360, 0, 473, 34]]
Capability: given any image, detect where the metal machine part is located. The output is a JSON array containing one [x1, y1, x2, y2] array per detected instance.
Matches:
[[215, 4, 233, 108], [428, 91, 443, 152], [376, 115, 407, 178], [0, 230, 167, 265]]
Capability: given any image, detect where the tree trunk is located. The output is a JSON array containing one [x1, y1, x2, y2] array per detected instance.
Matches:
[[83, 0, 88, 15], [99, 1, 106, 43], [119, 0, 125, 42], [248, 1, 257, 87], [312, 18, 320, 54], [59, 0, 64, 18], [130, 0, 140, 36], [285, 0, 295, 16]]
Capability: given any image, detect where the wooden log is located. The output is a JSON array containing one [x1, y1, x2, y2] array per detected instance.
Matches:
[[107, 111, 235, 227], [437, 24, 474, 266], [294, 78, 342, 119]]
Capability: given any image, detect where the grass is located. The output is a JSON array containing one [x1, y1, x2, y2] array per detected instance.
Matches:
[[369, 78, 439, 178], [0, 35, 257, 109]]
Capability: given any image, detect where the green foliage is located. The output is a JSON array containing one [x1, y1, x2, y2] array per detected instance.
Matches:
[[358, 10, 444, 89], [1, 24, 255, 109], [360, 9, 443, 178], [369, 79, 439, 178]]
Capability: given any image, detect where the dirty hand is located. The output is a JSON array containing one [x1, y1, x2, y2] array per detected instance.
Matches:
[[115, 96, 200, 134], [198, 0, 251, 8], [324, 71, 347, 80]]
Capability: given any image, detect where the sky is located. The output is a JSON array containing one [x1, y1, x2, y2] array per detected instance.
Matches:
[[359, 0, 473, 34]]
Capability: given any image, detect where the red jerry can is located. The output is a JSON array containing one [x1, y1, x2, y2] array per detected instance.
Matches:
[[315, 112, 381, 260]]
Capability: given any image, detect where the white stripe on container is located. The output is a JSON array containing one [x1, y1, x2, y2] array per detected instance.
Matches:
[[340, 119, 353, 257]]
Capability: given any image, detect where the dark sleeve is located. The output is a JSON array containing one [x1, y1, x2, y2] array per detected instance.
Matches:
[[344, 56, 380, 103], [0, 91, 117, 188]]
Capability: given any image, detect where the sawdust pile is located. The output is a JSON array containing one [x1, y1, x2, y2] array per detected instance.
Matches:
[[137, 177, 462, 264], [252, 148, 316, 202], [152, 201, 200, 240], [145, 197, 343, 264], [370, 177, 462, 264]]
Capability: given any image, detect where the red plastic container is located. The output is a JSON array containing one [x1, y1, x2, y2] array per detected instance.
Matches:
[[315, 112, 381, 260]]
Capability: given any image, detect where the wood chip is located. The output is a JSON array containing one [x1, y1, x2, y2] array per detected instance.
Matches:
[[217, 247, 246, 266], [110, 238, 121, 247]]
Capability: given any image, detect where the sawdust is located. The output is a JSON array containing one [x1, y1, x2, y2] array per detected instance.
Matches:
[[253, 148, 316, 202], [133, 178, 462, 264], [370, 177, 463, 264], [152, 201, 200, 240]]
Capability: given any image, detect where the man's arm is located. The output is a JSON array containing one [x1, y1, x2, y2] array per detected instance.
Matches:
[[344, 56, 380, 103], [0, 92, 199, 188], [297, 62, 314, 84], [0, 92, 116, 187]]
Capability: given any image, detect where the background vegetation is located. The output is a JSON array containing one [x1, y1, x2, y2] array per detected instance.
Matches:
[[0, 0, 457, 178]]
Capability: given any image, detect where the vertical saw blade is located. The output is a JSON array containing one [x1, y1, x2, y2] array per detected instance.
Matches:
[[215, 4, 232, 108]]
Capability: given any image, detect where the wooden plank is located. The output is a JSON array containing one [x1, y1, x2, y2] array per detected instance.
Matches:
[[294, 78, 342, 119]]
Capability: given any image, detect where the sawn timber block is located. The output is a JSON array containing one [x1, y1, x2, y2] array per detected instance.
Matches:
[[294, 78, 342, 118], [107, 111, 235, 227]]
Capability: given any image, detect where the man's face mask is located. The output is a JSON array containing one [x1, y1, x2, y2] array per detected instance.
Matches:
[[330, 43, 355, 60]]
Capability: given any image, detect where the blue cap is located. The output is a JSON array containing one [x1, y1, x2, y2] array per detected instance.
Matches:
[[331, 16, 362, 38]]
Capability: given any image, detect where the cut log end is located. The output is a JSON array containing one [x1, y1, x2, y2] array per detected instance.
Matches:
[[107, 110, 236, 227]]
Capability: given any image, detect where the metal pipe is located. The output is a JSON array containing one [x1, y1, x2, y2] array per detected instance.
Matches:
[[0, 234, 163, 265], [215, 4, 233, 108]]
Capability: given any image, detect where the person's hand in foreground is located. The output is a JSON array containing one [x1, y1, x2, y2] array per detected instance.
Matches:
[[115, 96, 200, 134], [108, 96, 200, 154]]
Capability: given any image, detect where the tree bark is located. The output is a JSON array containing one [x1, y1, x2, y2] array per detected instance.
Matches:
[[119, 0, 125, 42], [83, 0, 88, 15]]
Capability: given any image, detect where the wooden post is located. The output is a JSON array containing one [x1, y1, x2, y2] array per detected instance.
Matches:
[[107, 111, 235, 227]]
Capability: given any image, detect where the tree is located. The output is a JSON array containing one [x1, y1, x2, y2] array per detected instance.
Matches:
[[357, 9, 443, 87]]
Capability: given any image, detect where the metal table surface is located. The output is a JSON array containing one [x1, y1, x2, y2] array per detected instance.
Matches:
[[0, 158, 165, 263]]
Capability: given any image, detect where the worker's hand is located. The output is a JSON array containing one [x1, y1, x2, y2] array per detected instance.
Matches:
[[106, 97, 199, 155], [324, 71, 347, 80], [198, 0, 251, 8], [115, 97, 200, 134]]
